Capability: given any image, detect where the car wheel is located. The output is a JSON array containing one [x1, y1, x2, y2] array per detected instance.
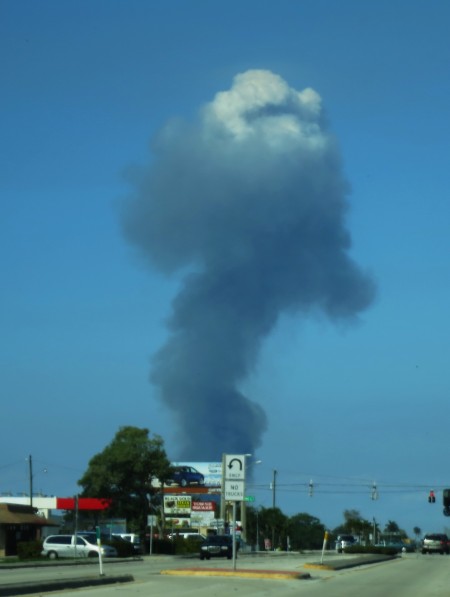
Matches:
[[200, 554, 205, 560], [48, 551, 58, 560], [88, 552, 98, 558], [421, 550, 426, 554], [180, 478, 188, 487]]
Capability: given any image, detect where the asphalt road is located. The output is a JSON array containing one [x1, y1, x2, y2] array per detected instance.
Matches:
[[3, 551, 450, 596]]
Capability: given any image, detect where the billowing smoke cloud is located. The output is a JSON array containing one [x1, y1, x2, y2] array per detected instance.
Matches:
[[122, 70, 376, 460]]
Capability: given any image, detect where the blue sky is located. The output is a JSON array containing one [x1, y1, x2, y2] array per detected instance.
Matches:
[[2, 0, 450, 535]]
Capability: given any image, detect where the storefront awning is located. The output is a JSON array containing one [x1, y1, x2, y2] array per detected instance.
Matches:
[[0, 503, 58, 526]]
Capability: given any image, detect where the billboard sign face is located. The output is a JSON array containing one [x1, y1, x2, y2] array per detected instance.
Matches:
[[152, 462, 222, 489], [164, 495, 192, 515], [192, 500, 215, 512], [165, 517, 192, 528], [170, 462, 222, 488], [190, 511, 216, 527]]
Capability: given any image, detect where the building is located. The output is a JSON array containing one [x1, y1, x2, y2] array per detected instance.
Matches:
[[0, 503, 58, 556]]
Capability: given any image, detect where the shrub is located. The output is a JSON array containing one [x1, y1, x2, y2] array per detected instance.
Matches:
[[173, 536, 203, 555], [144, 538, 174, 555], [107, 538, 135, 557], [344, 545, 398, 556], [17, 540, 43, 560]]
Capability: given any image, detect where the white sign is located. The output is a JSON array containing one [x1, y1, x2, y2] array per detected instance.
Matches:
[[224, 454, 246, 480], [164, 495, 192, 514], [224, 479, 245, 501], [209, 518, 224, 528], [190, 512, 215, 526]]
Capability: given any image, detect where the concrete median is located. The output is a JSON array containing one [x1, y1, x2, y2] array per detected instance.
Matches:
[[0, 573, 134, 596]]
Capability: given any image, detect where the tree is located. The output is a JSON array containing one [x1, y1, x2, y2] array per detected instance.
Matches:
[[243, 506, 259, 548], [78, 426, 172, 533], [343, 509, 361, 526], [257, 507, 289, 550], [288, 513, 325, 550], [384, 520, 400, 533], [333, 510, 374, 544]]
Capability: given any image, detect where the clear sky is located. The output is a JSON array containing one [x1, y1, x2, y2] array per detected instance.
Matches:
[[2, 0, 450, 536]]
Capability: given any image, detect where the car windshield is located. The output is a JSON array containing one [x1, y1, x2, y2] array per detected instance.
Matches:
[[208, 536, 230, 544]]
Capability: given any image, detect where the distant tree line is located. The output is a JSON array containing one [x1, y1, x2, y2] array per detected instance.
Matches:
[[70, 426, 413, 548]]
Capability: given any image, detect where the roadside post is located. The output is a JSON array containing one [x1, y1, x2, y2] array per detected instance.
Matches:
[[224, 454, 246, 571], [320, 531, 329, 564], [96, 526, 104, 576], [147, 515, 157, 555]]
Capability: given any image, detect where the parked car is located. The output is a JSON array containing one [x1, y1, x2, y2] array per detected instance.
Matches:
[[335, 534, 357, 553], [402, 541, 417, 553], [421, 533, 449, 554], [375, 540, 414, 553], [199, 535, 237, 560], [41, 534, 117, 559], [167, 466, 205, 487], [112, 533, 142, 554], [168, 531, 206, 541]]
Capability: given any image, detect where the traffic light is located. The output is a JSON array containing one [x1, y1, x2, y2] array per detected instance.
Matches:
[[428, 490, 436, 503], [443, 489, 450, 516], [371, 482, 378, 501]]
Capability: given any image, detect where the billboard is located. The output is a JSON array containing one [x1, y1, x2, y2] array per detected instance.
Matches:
[[192, 500, 215, 512], [152, 462, 222, 490], [163, 495, 192, 515], [170, 462, 222, 488]]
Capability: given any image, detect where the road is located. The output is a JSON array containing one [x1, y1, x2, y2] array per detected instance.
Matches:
[[3, 552, 450, 596]]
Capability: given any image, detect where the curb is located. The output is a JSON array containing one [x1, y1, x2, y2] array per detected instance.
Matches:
[[0, 574, 134, 596], [161, 568, 311, 580], [304, 554, 397, 571]]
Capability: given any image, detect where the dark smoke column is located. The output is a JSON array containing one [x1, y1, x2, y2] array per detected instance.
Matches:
[[122, 70, 376, 460]]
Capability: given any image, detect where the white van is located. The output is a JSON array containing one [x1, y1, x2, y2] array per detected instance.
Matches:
[[41, 534, 117, 559]]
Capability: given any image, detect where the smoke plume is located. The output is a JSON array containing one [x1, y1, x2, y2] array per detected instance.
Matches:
[[122, 70, 376, 459]]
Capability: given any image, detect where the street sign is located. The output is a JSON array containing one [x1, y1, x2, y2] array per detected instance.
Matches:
[[244, 496, 255, 502], [209, 518, 224, 528], [225, 454, 246, 480], [224, 480, 245, 501]]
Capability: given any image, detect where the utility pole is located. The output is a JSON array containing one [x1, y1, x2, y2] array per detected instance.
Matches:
[[272, 469, 277, 508], [28, 454, 33, 508]]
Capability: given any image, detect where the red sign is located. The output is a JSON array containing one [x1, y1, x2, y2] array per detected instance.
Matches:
[[192, 501, 215, 511], [161, 486, 220, 495], [56, 497, 112, 511]]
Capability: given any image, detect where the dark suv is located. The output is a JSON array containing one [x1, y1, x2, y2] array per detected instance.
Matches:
[[199, 535, 237, 560], [422, 534, 449, 554], [167, 466, 204, 487]]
